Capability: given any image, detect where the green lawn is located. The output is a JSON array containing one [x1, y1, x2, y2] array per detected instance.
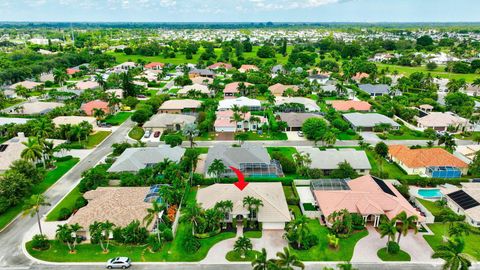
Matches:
[[417, 199, 444, 217], [376, 63, 480, 83], [385, 126, 428, 140], [283, 186, 297, 203], [267, 147, 298, 162], [226, 250, 261, 262], [336, 132, 361, 140], [240, 131, 287, 141], [244, 230, 262, 238], [377, 248, 411, 261], [104, 112, 133, 125], [365, 150, 421, 181], [128, 126, 145, 141], [424, 223, 480, 260], [194, 147, 209, 154], [84, 131, 111, 148], [196, 132, 216, 141], [0, 158, 79, 230], [289, 219, 368, 261], [289, 205, 302, 218], [27, 221, 235, 262], [46, 187, 82, 221]]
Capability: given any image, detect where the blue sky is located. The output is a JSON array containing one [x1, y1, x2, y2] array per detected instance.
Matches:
[[0, 0, 479, 22]]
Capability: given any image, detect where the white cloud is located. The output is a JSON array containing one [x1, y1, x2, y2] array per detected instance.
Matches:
[[246, 0, 349, 10]]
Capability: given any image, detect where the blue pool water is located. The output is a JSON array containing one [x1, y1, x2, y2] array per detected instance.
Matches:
[[418, 189, 442, 198]]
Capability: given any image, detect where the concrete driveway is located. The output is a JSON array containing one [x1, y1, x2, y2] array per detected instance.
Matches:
[[359, 132, 381, 143], [286, 131, 306, 141]]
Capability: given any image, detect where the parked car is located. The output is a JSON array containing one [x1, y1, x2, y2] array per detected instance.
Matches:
[[106, 257, 131, 269], [154, 131, 161, 138], [144, 130, 151, 138], [297, 131, 304, 137]]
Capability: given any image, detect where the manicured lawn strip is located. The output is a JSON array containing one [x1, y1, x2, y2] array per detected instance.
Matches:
[[0, 158, 79, 230], [194, 147, 209, 154], [417, 198, 443, 217], [365, 150, 422, 181], [85, 131, 111, 148], [289, 219, 368, 261], [289, 205, 302, 218], [424, 223, 480, 260], [244, 131, 288, 141], [283, 186, 297, 202], [128, 126, 145, 140], [226, 250, 261, 261], [267, 147, 298, 162], [336, 132, 360, 140], [377, 248, 411, 261], [195, 132, 216, 141], [376, 63, 480, 82], [104, 112, 133, 125], [45, 187, 82, 221], [244, 230, 262, 238]]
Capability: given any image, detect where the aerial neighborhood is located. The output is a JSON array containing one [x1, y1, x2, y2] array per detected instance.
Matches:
[[1, 19, 480, 270]]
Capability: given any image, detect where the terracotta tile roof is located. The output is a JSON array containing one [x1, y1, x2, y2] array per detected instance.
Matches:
[[330, 100, 371, 111], [268, 83, 299, 96], [208, 62, 232, 69], [80, 100, 109, 116], [389, 145, 468, 168], [144, 62, 165, 69], [224, 82, 253, 94]]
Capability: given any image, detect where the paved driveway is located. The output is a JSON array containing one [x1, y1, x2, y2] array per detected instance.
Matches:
[[359, 132, 381, 143], [352, 226, 440, 263], [286, 131, 306, 141]]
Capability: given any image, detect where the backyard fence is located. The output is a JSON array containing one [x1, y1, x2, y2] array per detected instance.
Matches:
[[413, 198, 435, 224]]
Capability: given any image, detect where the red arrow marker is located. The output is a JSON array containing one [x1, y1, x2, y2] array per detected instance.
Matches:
[[230, 166, 249, 191]]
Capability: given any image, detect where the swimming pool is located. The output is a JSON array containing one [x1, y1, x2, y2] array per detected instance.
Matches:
[[418, 188, 443, 199]]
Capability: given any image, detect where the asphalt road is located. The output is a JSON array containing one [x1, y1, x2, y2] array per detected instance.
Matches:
[[0, 119, 135, 269]]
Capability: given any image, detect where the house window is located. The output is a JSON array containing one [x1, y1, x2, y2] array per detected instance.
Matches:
[[237, 124, 242, 128]]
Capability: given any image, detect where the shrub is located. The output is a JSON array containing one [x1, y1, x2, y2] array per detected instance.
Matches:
[[164, 134, 183, 147], [351, 213, 365, 230], [183, 235, 201, 253], [307, 168, 324, 179], [74, 196, 87, 209], [162, 228, 174, 241], [271, 152, 296, 174], [346, 128, 356, 135], [55, 155, 73, 162], [303, 234, 319, 249], [58, 207, 73, 220], [147, 235, 162, 252], [387, 241, 400, 254], [31, 234, 50, 250]]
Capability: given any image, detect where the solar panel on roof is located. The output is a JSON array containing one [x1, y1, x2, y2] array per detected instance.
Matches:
[[447, 190, 480, 210], [372, 176, 396, 197]]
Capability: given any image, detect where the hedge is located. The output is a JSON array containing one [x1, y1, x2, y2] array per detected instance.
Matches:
[[194, 228, 221, 239], [195, 176, 294, 186]]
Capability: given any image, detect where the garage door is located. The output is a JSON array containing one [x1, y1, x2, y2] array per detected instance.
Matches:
[[262, 222, 285, 230]]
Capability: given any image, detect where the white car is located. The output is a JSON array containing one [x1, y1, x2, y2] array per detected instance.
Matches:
[[297, 131, 304, 137], [144, 130, 151, 138], [106, 257, 131, 269]]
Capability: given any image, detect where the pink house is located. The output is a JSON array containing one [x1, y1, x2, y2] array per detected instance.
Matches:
[[214, 110, 267, 132], [223, 82, 253, 98], [144, 62, 165, 70], [81, 100, 110, 116], [208, 62, 233, 70], [330, 100, 371, 112], [312, 175, 424, 227], [238, 65, 259, 73]]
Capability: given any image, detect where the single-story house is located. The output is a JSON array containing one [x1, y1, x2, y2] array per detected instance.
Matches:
[[197, 182, 291, 230], [320, 85, 355, 99], [81, 100, 110, 116], [454, 145, 480, 164], [189, 69, 215, 78], [388, 145, 468, 177], [75, 81, 100, 91], [208, 62, 233, 70], [351, 72, 369, 82], [223, 82, 253, 98], [191, 76, 213, 85], [271, 64, 286, 75], [312, 175, 423, 227], [307, 74, 329, 84], [177, 84, 211, 96], [205, 143, 284, 178], [158, 99, 202, 114], [358, 84, 398, 97], [8, 81, 43, 90], [144, 62, 165, 70], [53, 116, 97, 128], [2, 89, 17, 99], [268, 83, 299, 97], [343, 113, 400, 131], [0, 117, 30, 126], [238, 65, 259, 73], [143, 113, 196, 133], [6, 101, 63, 115], [297, 148, 371, 175], [445, 183, 480, 227], [276, 112, 323, 131], [329, 100, 371, 112], [214, 110, 267, 132], [418, 104, 434, 113], [68, 187, 153, 239], [218, 97, 261, 111], [106, 89, 123, 99], [416, 112, 471, 132], [108, 146, 186, 173], [114, 62, 136, 71], [275, 97, 320, 112]]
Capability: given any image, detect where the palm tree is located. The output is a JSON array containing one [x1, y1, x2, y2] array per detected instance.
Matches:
[[101, 221, 115, 253], [23, 195, 50, 235], [107, 92, 121, 112], [181, 202, 203, 235], [93, 108, 106, 125], [233, 236, 252, 258], [438, 133, 457, 152], [274, 247, 305, 270], [285, 215, 310, 249], [337, 262, 358, 270], [183, 123, 199, 148], [21, 137, 42, 164], [68, 125, 83, 143], [33, 118, 54, 138], [214, 200, 233, 228], [252, 248, 269, 270], [208, 158, 226, 183], [323, 131, 336, 146], [448, 223, 470, 238], [40, 140, 55, 168], [231, 112, 244, 132], [143, 201, 165, 244], [53, 68, 68, 86], [378, 217, 397, 253], [56, 224, 75, 252], [94, 73, 107, 90], [432, 238, 473, 270], [394, 211, 418, 244]]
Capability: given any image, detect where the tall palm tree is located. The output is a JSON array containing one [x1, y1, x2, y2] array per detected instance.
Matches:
[[68, 125, 83, 143], [21, 137, 42, 164], [233, 236, 252, 258], [33, 118, 54, 138], [243, 196, 255, 223], [230, 112, 244, 133], [448, 223, 470, 238], [41, 140, 55, 168], [252, 248, 269, 270], [181, 202, 203, 235], [143, 201, 165, 244], [214, 200, 233, 228], [56, 224, 75, 252], [94, 73, 107, 90], [93, 108, 106, 125], [378, 217, 397, 253], [394, 211, 418, 244], [432, 238, 473, 270], [285, 215, 310, 249], [274, 247, 305, 270], [101, 221, 115, 252], [182, 123, 199, 148], [23, 194, 50, 235], [53, 68, 68, 87], [208, 159, 226, 183], [107, 92, 121, 112]]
